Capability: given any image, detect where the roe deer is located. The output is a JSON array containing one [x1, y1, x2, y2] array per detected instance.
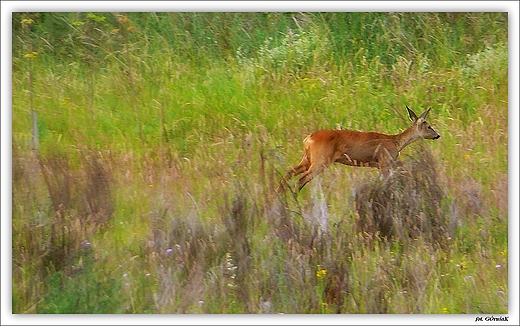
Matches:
[[277, 106, 440, 192]]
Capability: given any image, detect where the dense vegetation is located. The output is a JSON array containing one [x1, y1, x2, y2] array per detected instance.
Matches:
[[12, 12, 508, 314]]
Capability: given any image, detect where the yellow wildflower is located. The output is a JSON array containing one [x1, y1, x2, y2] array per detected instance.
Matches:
[[316, 269, 327, 278], [21, 18, 35, 25], [23, 51, 39, 59], [118, 15, 129, 24]]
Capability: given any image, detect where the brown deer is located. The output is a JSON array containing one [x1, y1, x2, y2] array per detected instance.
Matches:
[[277, 106, 440, 192]]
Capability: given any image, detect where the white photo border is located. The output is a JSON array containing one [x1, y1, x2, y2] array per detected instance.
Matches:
[[2, 2, 518, 325]]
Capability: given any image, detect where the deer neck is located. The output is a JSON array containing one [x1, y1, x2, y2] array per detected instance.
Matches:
[[395, 126, 420, 152]]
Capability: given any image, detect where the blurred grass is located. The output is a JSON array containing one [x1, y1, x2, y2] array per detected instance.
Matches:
[[12, 12, 508, 314]]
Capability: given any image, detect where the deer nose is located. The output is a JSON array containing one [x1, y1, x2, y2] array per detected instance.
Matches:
[[434, 135, 440, 139]]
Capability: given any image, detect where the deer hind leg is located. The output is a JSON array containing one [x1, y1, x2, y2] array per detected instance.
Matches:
[[276, 155, 310, 192], [297, 156, 332, 191]]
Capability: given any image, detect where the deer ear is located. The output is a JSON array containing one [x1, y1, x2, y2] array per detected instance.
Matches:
[[406, 106, 418, 121], [419, 108, 431, 121]]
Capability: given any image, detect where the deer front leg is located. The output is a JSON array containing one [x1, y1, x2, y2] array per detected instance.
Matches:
[[377, 148, 397, 177]]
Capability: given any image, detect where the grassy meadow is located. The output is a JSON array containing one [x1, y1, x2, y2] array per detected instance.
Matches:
[[11, 12, 508, 314]]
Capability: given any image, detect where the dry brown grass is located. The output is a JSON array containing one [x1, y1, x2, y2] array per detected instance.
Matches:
[[354, 145, 450, 248]]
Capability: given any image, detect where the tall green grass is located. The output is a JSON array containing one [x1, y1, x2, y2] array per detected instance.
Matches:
[[12, 12, 508, 314]]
